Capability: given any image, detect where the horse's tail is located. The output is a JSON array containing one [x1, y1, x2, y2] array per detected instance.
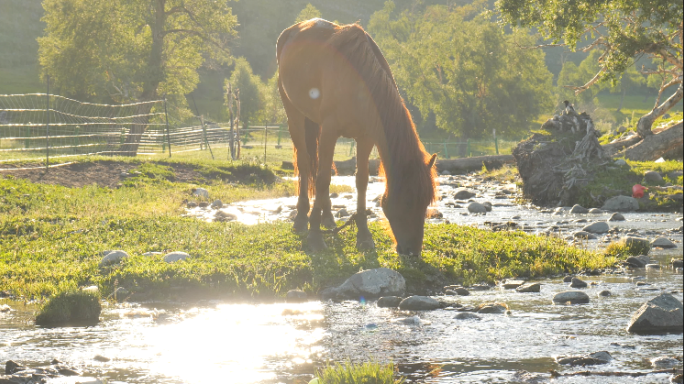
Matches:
[[304, 117, 320, 198]]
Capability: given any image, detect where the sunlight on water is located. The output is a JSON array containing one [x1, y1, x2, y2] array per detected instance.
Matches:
[[140, 303, 325, 383]]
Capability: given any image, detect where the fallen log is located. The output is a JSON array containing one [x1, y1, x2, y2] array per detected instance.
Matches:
[[332, 155, 515, 176], [620, 121, 683, 161]]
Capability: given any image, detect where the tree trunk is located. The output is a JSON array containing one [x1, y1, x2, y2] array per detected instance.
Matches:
[[636, 82, 683, 138], [121, 0, 166, 156], [601, 134, 642, 157], [620, 122, 684, 161]]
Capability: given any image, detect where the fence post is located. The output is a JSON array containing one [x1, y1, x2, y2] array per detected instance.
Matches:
[[442, 142, 449, 159], [493, 129, 499, 155], [163, 97, 172, 157], [199, 115, 214, 160], [45, 74, 50, 171], [263, 125, 268, 164], [277, 126, 282, 146]]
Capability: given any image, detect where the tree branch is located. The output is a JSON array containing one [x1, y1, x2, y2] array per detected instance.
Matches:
[[514, 41, 566, 50], [564, 68, 606, 95]]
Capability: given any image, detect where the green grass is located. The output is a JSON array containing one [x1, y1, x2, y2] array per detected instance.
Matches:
[[314, 361, 402, 384], [0, 157, 615, 299], [574, 159, 683, 211], [604, 238, 652, 258], [479, 164, 519, 184]]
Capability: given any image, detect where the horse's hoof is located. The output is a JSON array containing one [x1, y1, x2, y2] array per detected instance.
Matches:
[[293, 215, 308, 233], [307, 231, 328, 252], [356, 238, 375, 251], [321, 214, 336, 230]]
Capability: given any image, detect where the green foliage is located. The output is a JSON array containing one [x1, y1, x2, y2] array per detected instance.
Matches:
[[38, 0, 238, 102], [259, 72, 287, 125], [315, 361, 402, 384], [227, 57, 266, 127], [497, 0, 682, 106], [368, 2, 553, 138], [296, 4, 322, 23], [35, 290, 102, 326]]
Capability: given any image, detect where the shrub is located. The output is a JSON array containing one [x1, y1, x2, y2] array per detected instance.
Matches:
[[35, 290, 101, 326], [314, 361, 402, 384]]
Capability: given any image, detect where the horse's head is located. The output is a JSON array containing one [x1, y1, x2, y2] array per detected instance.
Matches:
[[381, 154, 437, 257]]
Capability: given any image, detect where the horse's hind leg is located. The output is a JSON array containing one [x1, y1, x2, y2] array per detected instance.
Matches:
[[354, 138, 375, 251], [307, 122, 338, 251]]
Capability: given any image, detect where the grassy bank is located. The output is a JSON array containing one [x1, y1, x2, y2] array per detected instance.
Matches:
[[0, 158, 615, 300], [575, 158, 683, 211]]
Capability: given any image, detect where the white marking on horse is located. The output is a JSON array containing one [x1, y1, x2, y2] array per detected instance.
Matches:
[[309, 88, 321, 99]]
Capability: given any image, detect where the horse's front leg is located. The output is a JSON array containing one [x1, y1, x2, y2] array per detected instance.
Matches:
[[307, 126, 337, 251], [355, 138, 375, 251]]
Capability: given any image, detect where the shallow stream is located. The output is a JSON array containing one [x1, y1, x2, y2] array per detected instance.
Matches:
[[2, 175, 682, 383]]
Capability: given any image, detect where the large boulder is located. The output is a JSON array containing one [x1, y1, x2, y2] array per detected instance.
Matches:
[[322, 268, 406, 301], [467, 202, 487, 214], [570, 204, 589, 214], [627, 293, 683, 334], [651, 237, 676, 249], [99, 250, 129, 267], [601, 196, 639, 212], [553, 291, 590, 304], [163, 251, 190, 263], [398, 296, 440, 311]]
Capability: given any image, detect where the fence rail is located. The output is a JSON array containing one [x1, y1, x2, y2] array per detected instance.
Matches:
[[1, 92, 516, 167]]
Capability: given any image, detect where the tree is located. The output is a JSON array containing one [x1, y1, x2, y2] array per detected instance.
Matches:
[[295, 3, 322, 24], [39, 0, 237, 154], [497, 0, 683, 160], [260, 72, 287, 126], [368, 2, 553, 139], [226, 57, 265, 129]]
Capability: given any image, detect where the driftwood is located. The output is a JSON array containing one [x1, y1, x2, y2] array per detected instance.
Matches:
[[331, 155, 514, 176]]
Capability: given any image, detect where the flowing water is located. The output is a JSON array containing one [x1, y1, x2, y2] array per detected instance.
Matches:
[[2, 176, 682, 383]]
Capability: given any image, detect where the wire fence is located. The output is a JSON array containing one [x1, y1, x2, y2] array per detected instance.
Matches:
[[0, 92, 516, 168]]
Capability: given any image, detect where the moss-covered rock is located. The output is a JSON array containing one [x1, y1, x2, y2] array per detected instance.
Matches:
[[35, 290, 101, 326]]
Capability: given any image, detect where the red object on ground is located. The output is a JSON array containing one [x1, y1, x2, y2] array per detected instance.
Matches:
[[632, 184, 647, 198]]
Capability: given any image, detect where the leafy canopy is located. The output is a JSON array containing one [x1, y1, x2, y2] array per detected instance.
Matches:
[[39, 0, 238, 102], [369, 2, 553, 138], [226, 57, 265, 127]]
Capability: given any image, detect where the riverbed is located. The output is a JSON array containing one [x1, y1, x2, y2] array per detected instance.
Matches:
[[1, 175, 682, 383]]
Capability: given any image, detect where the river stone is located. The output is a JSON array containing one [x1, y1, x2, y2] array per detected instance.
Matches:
[[511, 370, 546, 384], [615, 159, 627, 166], [5, 360, 24, 374], [557, 351, 612, 366], [482, 201, 493, 212], [163, 251, 190, 263], [467, 202, 487, 214], [210, 199, 223, 209], [602, 196, 639, 212], [553, 291, 590, 304], [644, 171, 663, 184], [99, 250, 129, 267], [563, 276, 574, 283], [325, 268, 406, 300], [574, 231, 597, 240], [477, 303, 508, 314], [598, 290, 612, 297], [651, 356, 681, 369], [377, 296, 403, 308], [336, 208, 349, 218], [286, 289, 308, 302], [627, 293, 684, 334], [454, 189, 477, 199], [454, 312, 482, 321], [570, 277, 588, 288], [609, 213, 626, 221], [399, 296, 440, 311], [588, 208, 603, 214], [570, 204, 589, 214], [625, 255, 651, 268], [652, 237, 676, 249], [672, 259, 684, 269], [645, 263, 661, 271], [516, 283, 541, 293], [582, 221, 609, 234], [622, 237, 652, 254], [192, 188, 209, 198], [186, 201, 198, 208]]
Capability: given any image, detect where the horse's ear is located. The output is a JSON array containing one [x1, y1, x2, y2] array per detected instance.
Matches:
[[427, 153, 437, 169]]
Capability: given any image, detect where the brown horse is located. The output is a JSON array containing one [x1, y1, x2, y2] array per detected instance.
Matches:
[[276, 18, 436, 256]]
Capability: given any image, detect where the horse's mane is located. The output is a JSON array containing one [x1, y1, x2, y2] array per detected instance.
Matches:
[[328, 24, 436, 206]]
